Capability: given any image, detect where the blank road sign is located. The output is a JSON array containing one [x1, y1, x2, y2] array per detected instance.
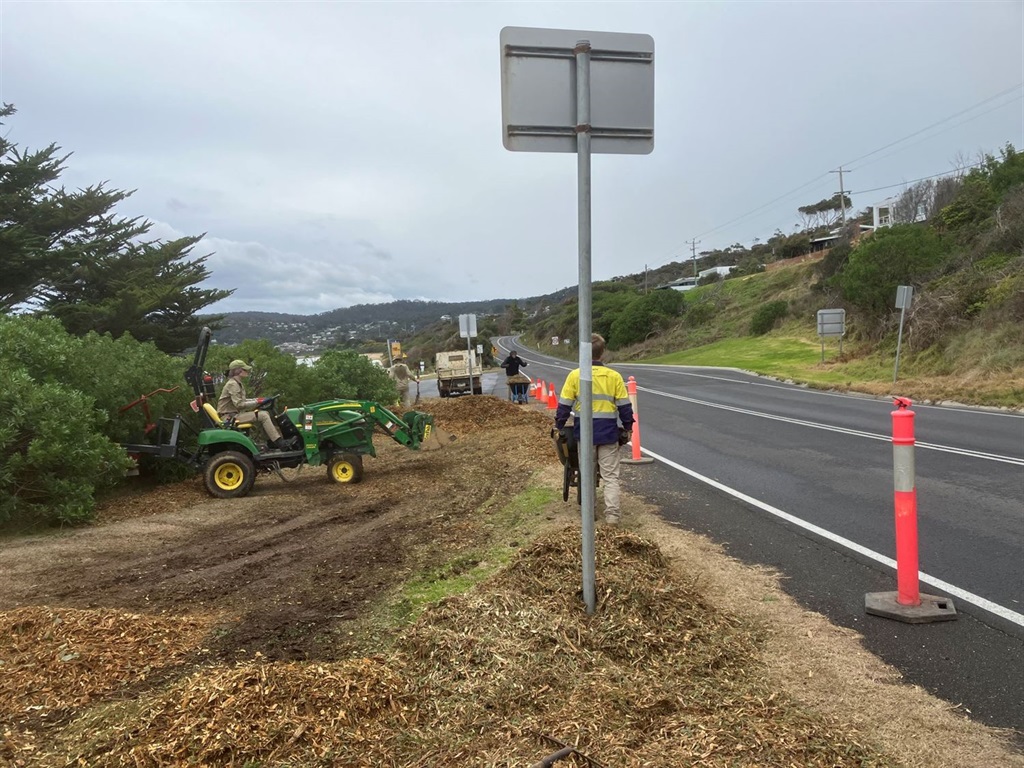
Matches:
[[500, 26, 655, 154], [817, 309, 846, 337]]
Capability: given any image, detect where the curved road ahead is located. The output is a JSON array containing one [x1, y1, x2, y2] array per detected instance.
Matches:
[[489, 337, 1024, 735]]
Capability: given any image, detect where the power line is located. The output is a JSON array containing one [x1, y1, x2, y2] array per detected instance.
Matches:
[[665, 85, 1021, 260], [850, 94, 1024, 173], [690, 173, 831, 242], [840, 82, 1023, 169], [851, 162, 985, 197]]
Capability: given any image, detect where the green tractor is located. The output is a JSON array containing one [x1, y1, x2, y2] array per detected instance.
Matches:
[[122, 328, 454, 499]]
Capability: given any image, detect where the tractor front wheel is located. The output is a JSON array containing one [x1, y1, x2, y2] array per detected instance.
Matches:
[[204, 451, 256, 499], [328, 453, 364, 484]]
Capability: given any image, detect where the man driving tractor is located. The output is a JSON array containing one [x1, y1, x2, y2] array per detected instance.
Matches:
[[217, 359, 292, 450]]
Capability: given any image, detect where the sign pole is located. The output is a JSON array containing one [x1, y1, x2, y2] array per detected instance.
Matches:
[[500, 25, 654, 618], [893, 304, 907, 384], [575, 39, 596, 616], [893, 286, 913, 384]]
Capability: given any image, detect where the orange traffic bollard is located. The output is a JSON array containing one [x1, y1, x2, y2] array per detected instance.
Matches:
[[546, 383, 557, 410], [892, 398, 920, 607], [865, 397, 956, 624], [621, 375, 653, 465]]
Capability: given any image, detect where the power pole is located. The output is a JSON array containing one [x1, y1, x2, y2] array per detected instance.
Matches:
[[686, 239, 701, 281], [830, 166, 849, 225]]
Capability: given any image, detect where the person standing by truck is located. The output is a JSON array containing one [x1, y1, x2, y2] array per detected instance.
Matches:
[[389, 354, 416, 407], [553, 334, 634, 524]]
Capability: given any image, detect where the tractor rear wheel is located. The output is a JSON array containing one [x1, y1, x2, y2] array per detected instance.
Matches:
[[328, 453, 364, 484], [204, 451, 256, 499]]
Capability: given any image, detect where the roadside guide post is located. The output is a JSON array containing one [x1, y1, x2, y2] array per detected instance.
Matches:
[[621, 375, 653, 465], [501, 26, 655, 614], [865, 398, 957, 624]]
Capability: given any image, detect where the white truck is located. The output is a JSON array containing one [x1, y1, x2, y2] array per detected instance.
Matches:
[[434, 350, 483, 397]]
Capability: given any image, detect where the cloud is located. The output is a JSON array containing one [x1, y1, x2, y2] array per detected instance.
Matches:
[[3, 1, 1021, 314], [145, 220, 449, 314]]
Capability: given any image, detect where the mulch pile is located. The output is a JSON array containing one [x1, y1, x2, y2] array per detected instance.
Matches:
[[12, 530, 883, 767], [413, 395, 558, 434], [1, 397, 886, 767], [0, 608, 214, 764]]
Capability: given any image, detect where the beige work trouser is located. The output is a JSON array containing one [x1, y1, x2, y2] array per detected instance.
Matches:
[[596, 442, 622, 521], [234, 410, 283, 443]]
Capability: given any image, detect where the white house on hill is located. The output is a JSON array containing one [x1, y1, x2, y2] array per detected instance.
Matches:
[[660, 265, 736, 292]]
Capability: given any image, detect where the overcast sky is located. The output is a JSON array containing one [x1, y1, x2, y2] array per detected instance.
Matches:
[[3, 1, 1022, 315]]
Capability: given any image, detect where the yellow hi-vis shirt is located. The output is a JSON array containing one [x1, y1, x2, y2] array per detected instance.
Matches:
[[555, 363, 634, 445]]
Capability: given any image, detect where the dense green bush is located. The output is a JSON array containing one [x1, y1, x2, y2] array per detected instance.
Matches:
[[607, 290, 687, 348], [837, 225, 948, 319], [0, 316, 197, 526], [0, 366, 132, 527], [310, 350, 397, 405], [749, 300, 788, 336], [0, 316, 193, 443]]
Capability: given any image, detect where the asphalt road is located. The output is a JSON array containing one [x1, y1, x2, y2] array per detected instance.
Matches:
[[489, 337, 1024, 735]]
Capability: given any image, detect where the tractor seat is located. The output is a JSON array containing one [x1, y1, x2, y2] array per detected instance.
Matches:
[[202, 403, 254, 430]]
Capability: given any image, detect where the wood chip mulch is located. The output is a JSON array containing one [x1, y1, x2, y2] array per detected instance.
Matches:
[[0, 608, 215, 764], [22, 529, 884, 768]]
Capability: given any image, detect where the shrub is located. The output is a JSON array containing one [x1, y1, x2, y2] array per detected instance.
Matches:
[[0, 366, 131, 527], [837, 225, 947, 319], [0, 315, 198, 525], [686, 301, 715, 327], [311, 350, 396, 404], [749, 300, 788, 336], [0, 315, 193, 445]]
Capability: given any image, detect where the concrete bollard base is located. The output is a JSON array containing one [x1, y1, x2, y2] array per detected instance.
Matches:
[[865, 591, 958, 624]]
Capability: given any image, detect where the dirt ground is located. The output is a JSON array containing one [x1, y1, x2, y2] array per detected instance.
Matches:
[[0, 396, 1020, 767]]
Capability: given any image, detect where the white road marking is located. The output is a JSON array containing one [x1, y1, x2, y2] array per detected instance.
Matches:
[[644, 447, 1024, 629], [626, 363, 1024, 419], [642, 387, 1024, 466]]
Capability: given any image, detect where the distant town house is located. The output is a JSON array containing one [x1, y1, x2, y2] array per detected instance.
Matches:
[[659, 265, 736, 292]]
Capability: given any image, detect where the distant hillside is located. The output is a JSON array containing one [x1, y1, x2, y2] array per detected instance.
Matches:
[[208, 292, 578, 349]]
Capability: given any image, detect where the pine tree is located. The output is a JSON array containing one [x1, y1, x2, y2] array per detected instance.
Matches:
[[1, 104, 233, 352]]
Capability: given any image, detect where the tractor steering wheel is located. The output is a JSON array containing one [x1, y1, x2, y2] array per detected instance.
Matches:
[[257, 394, 279, 411]]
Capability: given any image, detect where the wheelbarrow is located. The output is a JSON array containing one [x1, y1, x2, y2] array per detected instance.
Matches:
[[507, 372, 532, 404], [551, 425, 600, 504]]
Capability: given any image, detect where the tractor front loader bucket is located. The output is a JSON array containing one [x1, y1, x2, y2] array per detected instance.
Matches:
[[405, 411, 456, 451]]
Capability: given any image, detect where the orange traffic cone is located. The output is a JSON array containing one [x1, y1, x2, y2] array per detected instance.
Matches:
[[546, 383, 557, 410], [621, 375, 654, 464], [535, 379, 546, 400]]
